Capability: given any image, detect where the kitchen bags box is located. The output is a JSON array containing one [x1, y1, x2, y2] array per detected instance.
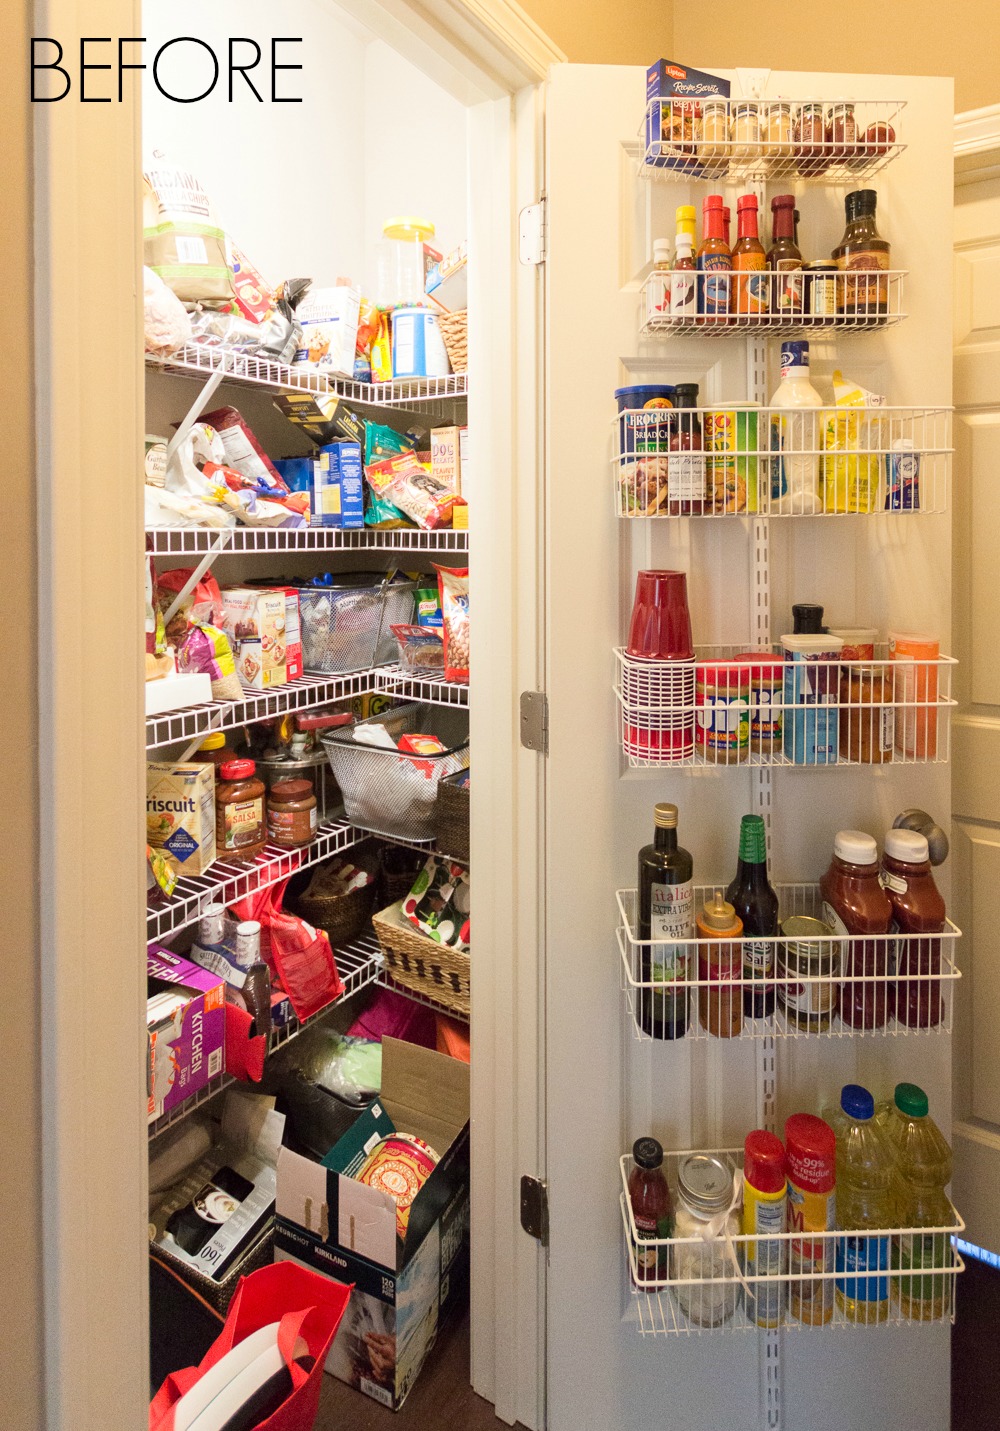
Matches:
[[274, 1038, 470, 1410], [147, 947, 226, 1122], [645, 59, 729, 166]]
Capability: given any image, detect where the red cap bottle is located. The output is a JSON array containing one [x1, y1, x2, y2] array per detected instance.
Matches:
[[744, 1129, 786, 1194]]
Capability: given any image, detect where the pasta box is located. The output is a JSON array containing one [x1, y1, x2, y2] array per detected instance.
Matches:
[[645, 60, 730, 166], [146, 946, 226, 1122], [274, 1038, 470, 1410]]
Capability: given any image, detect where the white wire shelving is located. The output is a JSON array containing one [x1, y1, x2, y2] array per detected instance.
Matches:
[[619, 1150, 964, 1336], [375, 968, 470, 1023], [146, 670, 374, 750], [616, 886, 961, 1044], [147, 931, 382, 1140], [641, 270, 908, 337], [374, 666, 470, 708], [146, 525, 470, 556]]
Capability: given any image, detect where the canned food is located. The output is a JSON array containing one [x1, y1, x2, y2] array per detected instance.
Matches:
[[705, 404, 760, 513], [777, 915, 839, 1030]]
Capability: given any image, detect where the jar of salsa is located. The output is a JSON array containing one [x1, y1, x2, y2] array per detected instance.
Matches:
[[216, 759, 267, 863], [266, 778, 318, 849], [820, 830, 892, 1029], [794, 101, 828, 174], [881, 828, 946, 1028]]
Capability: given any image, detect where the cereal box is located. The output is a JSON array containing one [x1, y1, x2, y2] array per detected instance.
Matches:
[[146, 761, 216, 876]]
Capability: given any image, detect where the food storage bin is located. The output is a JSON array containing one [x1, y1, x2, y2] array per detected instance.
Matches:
[[297, 575, 416, 674], [432, 769, 470, 863], [372, 899, 471, 1020], [322, 702, 469, 842]]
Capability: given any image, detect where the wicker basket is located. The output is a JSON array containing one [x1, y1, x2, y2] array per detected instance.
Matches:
[[285, 841, 381, 947], [150, 1227, 274, 1317], [438, 309, 468, 374], [372, 900, 470, 1019], [432, 770, 470, 864], [378, 843, 427, 906]]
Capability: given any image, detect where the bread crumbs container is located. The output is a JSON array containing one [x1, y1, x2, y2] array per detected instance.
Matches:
[[781, 635, 844, 763]]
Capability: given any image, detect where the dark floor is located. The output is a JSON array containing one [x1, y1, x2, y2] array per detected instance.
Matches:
[[315, 1309, 528, 1431], [952, 1254, 1000, 1431]]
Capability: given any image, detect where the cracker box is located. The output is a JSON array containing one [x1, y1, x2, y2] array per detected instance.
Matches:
[[645, 60, 730, 167], [146, 946, 226, 1122], [219, 587, 287, 689], [294, 286, 362, 378], [430, 426, 462, 495], [146, 760, 216, 876], [275, 1039, 470, 1410]]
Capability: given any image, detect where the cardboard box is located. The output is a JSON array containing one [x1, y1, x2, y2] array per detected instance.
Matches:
[[430, 426, 461, 495], [274, 391, 365, 447], [272, 587, 302, 682], [275, 1039, 471, 1410], [219, 587, 287, 689], [294, 286, 362, 378], [645, 60, 730, 167], [146, 760, 216, 875], [147, 946, 226, 1122], [314, 442, 365, 529]]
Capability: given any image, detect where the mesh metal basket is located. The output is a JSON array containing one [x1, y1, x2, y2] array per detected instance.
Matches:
[[297, 575, 416, 674], [322, 702, 469, 841]]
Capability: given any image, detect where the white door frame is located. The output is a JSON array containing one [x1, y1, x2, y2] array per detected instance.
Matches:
[[32, 4, 562, 1428]]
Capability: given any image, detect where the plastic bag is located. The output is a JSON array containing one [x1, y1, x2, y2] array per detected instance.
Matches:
[[143, 266, 192, 354], [231, 881, 344, 1023], [436, 565, 470, 682], [143, 154, 235, 305], [402, 856, 471, 950], [156, 567, 224, 627], [821, 370, 886, 514]]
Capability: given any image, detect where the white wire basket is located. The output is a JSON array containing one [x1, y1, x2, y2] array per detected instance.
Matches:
[[614, 646, 957, 769], [616, 886, 961, 1043], [642, 269, 907, 337], [640, 98, 905, 184], [619, 1149, 963, 1335], [613, 406, 952, 519]]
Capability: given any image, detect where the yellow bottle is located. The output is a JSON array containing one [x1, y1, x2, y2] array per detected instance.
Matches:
[[883, 1083, 954, 1320], [834, 1084, 893, 1325]]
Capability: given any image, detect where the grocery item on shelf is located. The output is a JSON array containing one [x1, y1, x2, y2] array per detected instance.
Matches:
[[833, 189, 891, 314], [228, 241, 276, 324], [216, 759, 268, 864], [777, 913, 838, 1030], [670, 231, 696, 318], [437, 565, 470, 683], [696, 889, 743, 1037], [786, 1113, 836, 1325], [365, 451, 464, 530], [143, 266, 192, 354], [293, 283, 362, 377], [668, 383, 705, 515], [886, 438, 921, 510], [431, 425, 464, 494], [637, 802, 694, 1040], [821, 371, 886, 514], [829, 627, 877, 660], [730, 100, 760, 163], [402, 857, 471, 950], [881, 827, 946, 1028], [726, 814, 779, 1019], [831, 1084, 893, 1324], [629, 1138, 673, 1285], [766, 194, 804, 314], [804, 260, 840, 322], [792, 601, 825, 635], [219, 587, 288, 689], [820, 830, 893, 1029], [392, 306, 451, 379], [880, 1083, 954, 1321], [695, 657, 750, 762], [147, 947, 226, 1122], [645, 60, 730, 168], [696, 194, 732, 319], [743, 1130, 787, 1328], [890, 631, 940, 758], [769, 341, 823, 514], [626, 569, 693, 660], [732, 194, 767, 315], [839, 659, 895, 763], [266, 779, 318, 849], [390, 622, 446, 674], [781, 632, 844, 763], [313, 440, 365, 529], [147, 760, 217, 876], [739, 653, 783, 756], [200, 406, 290, 498], [671, 1153, 740, 1326], [698, 98, 729, 164], [143, 153, 234, 304], [705, 403, 759, 513]]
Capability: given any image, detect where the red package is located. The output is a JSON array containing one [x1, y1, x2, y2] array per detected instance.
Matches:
[[202, 406, 288, 493], [229, 242, 276, 324], [231, 880, 344, 1022], [435, 564, 469, 683], [149, 1262, 351, 1431], [157, 567, 224, 627]]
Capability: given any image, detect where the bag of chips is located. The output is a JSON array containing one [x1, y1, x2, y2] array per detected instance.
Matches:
[[142, 154, 235, 304], [435, 565, 469, 683]]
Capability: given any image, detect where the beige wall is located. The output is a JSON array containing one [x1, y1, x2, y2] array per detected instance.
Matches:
[[523, 0, 997, 113]]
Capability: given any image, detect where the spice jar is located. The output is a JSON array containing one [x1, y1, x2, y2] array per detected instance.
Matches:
[[804, 262, 839, 323], [794, 101, 827, 174], [776, 914, 839, 1030], [215, 759, 267, 864], [695, 659, 750, 763], [697, 890, 743, 1038], [826, 100, 858, 164], [266, 777, 318, 849], [763, 100, 795, 161], [730, 101, 760, 162], [671, 1153, 740, 1326], [839, 663, 894, 763], [698, 99, 730, 166]]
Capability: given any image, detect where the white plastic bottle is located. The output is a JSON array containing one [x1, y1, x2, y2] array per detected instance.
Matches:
[[649, 238, 672, 319], [769, 340, 823, 514], [670, 232, 696, 318]]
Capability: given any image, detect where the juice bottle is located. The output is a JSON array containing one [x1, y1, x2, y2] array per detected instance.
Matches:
[[628, 1137, 673, 1285], [834, 1083, 893, 1325], [732, 194, 768, 316], [696, 195, 731, 321], [883, 1083, 954, 1320]]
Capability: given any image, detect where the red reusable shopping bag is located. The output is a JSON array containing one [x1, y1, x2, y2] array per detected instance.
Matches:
[[149, 1262, 351, 1431], [232, 880, 345, 1023], [224, 1002, 268, 1083]]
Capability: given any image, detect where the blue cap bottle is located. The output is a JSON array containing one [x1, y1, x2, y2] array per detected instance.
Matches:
[[840, 1083, 875, 1121]]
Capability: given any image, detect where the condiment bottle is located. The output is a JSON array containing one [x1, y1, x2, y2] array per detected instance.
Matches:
[[769, 341, 824, 515], [881, 828, 946, 1028], [266, 777, 318, 849], [197, 730, 236, 775], [792, 602, 825, 634], [637, 802, 694, 1040], [820, 830, 892, 1029], [197, 903, 228, 950], [667, 382, 704, 516], [766, 194, 803, 315], [696, 889, 743, 1038], [628, 1137, 673, 1285], [674, 204, 696, 239], [785, 1113, 836, 1325], [726, 814, 779, 1019], [696, 194, 731, 322], [670, 232, 696, 319], [832, 189, 890, 315], [649, 237, 672, 318], [743, 1130, 787, 1328], [732, 194, 768, 316], [215, 759, 267, 864]]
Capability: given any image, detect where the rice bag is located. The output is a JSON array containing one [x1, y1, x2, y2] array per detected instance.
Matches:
[[143, 266, 192, 354], [365, 453, 461, 530], [142, 155, 234, 304], [435, 565, 470, 683], [821, 370, 887, 513], [402, 857, 471, 951]]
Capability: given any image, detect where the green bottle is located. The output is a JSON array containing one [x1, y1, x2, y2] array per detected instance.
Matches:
[[725, 814, 779, 1019]]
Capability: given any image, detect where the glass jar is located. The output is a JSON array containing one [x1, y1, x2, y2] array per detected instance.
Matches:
[[730, 101, 760, 162], [215, 758, 267, 864], [698, 99, 730, 166], [671, 1154, 740, 1326], [776, 914, 839, 1030], [266, 777, 318, 848], [826, 101, 858, 164], [794, 101, 828, 174], [839, 664, 895, 763], [739, 655, 784, 756], [763, 100, 795, 161], [804, 261, 839, 323], [197, 730, 236, 776]]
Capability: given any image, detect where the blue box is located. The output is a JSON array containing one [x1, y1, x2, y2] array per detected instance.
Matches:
[[645, 59, 730, 170], [314, 441, 365, 529]]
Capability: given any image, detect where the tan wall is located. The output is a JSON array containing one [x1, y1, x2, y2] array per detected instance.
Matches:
[[522, 0, 997, 114]]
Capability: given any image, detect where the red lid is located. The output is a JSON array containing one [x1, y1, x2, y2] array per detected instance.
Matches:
[[737, 193, 758, 212], [733, 652, 785, 679], [696, 658, 752, 689], [703, 193, 725, 211], [784, 1114, 835, 1191], [744, 1130, 786, 1194], [220, 759, 256, 781]]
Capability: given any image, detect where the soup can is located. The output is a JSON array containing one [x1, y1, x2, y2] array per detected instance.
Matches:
[[705, 404, 760, 513]]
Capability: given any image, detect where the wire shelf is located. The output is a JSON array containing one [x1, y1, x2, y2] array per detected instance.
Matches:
[[145, 671, 374, 750], [374, 666, 470, 708], [326, 373, 469, 407], [616, 886, 961, 1044], [375, 968, 471, 1023], [147, 818, 362, 942], [146, 526, 469, 555], [619, 1150, 963, 1335], [642, 269, 907, 337], [147, 932, 382, 1140], [614, 406, 952, 519], [639, 98, 905, 184]]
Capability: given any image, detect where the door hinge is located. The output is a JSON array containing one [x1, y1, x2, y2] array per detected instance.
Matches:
[[519, 690, 549, 754], [519, 200, 547, 265], [520, 1175, 549, 1244]]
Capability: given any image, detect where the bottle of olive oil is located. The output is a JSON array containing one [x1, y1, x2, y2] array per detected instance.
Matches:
[[637, 803, 694, 1039]]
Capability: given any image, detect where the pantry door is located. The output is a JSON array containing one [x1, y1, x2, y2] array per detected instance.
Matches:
[[542, 65, 954, 1431]]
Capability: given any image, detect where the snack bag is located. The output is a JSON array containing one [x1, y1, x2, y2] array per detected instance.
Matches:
[[370, 309, 393, 383], [435, 565, 470, 683], [365, 453, 461, 531], [142, 154, 234, 304], [227, 241, 275, 324], [402, 856, 471, 951], [176, 623, 244, 702], [821, 371, 886, 513], [200, 407, 289, 496]]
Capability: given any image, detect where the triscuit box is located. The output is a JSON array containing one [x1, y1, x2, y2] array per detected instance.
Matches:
[[430, 426, 461, 495], [147, 760, 216, 875], [147, 946, 225, 1121], [219, 587, 287, 689], [275, 1038, 470, 1411]]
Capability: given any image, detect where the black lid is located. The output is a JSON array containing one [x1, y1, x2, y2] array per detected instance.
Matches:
[[673, 383, 699, 407], [846, 188, 878, 219], [792, 602, 825, 634], [633, 1137, 664, 1170]]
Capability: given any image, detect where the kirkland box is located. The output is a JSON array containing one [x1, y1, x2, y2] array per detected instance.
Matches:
[[146, 946, 226, 1123], [645, 59, 730, 167], [275, 1038, 470, 1410]]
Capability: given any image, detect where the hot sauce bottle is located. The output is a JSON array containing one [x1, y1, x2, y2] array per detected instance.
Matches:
[[766, 194, 804, 315], [732, 194, 768, 316], [696, 194, 732, 322], [668, 382, 704, 516]]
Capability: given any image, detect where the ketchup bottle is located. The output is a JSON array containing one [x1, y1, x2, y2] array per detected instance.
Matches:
[[881, 828, 946, 1027], [697, 195, 731, 321], [820, 830, 892, 1029]]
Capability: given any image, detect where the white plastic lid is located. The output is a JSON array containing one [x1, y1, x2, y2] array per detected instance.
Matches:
[[891, 438, 914, 451], [834, 829, 878, 865], [653, 239, 672, 261], [674, 232, 694, 249], [884, 827, 929, 863], [780, 634, 845, 655]]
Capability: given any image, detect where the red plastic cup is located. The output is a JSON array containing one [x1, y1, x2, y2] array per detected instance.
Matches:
[[626, 570, 694, 661]]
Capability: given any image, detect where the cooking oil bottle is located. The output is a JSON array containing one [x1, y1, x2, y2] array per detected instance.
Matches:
[[834, 1084, 893, 1324], [881, 1082, 954, 1320]]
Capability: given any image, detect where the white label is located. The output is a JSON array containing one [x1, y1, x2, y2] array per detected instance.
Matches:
[[821, 901, 849, 936], [880, 706, 895, 752], [670, 272, 696, 315], [207, 1047, 223, 1077], [743, 939, 773, 974], [175, 235, 208, 265], [650, 880, 693, 982], [670, 453, 705, 502], [880, 870, 907, 895]]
